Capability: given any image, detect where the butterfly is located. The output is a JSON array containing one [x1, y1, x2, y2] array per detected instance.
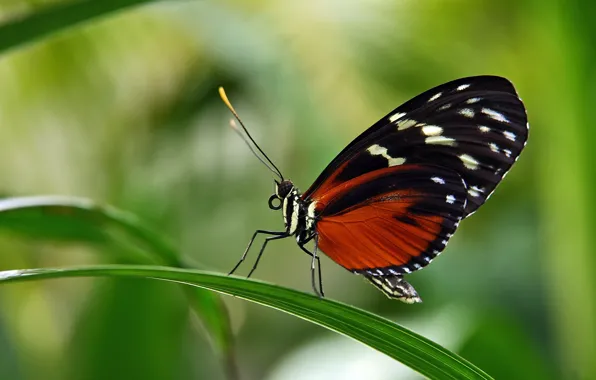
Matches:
[[219, 75, 528, 303]]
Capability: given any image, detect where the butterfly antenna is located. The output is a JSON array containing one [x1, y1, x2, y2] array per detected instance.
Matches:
[[219, 87, 284, 180], [228, 119, 281, 178]]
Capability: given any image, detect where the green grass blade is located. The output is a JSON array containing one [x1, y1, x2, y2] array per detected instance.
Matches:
[[0, 0, 170, 54], [0, 265, 492, 380], [0, 196, 236, 378], [0, 196, 175, 261]]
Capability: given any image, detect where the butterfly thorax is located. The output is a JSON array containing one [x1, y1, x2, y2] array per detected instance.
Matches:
[[273, 180, 317, 243]]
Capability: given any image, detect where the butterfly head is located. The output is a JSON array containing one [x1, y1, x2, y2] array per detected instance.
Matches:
[[269, 179, 295, 210]]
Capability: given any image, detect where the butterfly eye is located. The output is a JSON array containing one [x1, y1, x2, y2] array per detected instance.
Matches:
[[268, 194, 282, 210]]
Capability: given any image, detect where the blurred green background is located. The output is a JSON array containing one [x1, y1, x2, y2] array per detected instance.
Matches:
[[0, 0, 593, 379]]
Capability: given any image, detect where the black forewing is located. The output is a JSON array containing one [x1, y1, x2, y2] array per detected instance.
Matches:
[[302, 76, 528, 216]]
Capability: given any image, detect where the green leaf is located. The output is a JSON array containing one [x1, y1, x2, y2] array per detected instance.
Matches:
[[0, 0, 170, 55], [0, 196, 236, 379], [0, 265, 492, 380], [0, 196, 178, 262]]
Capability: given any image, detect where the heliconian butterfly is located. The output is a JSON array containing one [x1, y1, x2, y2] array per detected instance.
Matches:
[[219, 75, 528, 303]]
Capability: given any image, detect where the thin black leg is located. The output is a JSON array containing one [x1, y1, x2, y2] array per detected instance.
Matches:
[[247, 234, 289, 278], [299, 236, 324, 298], [312, 235, 324, 298], [229, 230, 286, 276]]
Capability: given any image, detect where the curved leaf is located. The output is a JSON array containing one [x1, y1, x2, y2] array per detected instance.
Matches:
[[0, 196, 177, 262], [0, 0, 170, 55], [0, 196, 236, 378], [0, 265, 492, 380]]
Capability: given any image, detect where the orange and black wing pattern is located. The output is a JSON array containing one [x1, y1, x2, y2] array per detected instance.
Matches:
[[224, 76, 528, 303], [300, 76, 527, 301], [313, 165, 467, 276], [302, 76, 528, 217]]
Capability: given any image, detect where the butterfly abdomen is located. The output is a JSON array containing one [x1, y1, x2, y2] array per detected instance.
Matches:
[[364, 274, 422, 304]]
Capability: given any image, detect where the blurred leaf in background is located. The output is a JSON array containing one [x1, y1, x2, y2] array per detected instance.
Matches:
[[0, 0, 594, 379]]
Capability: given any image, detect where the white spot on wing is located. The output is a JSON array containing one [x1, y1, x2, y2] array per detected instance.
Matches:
[[396, 119, 417, 130], [389, 157, 406, 166], [446, 195, 456, 204], [459, 154, 479, 170], [389, 112, 406, 122], [438, 103, 452, 111], [503, 149, 512, 158], [367, 144, 386, 156], [489, 143, 499, 153], [468, 189, 481, 197], [431, 176, 445, 185], [457, 84, 470, 91], [479, 125, 491, 133], [425, 136, 456, 146], [367, 144, 406, 166], [482, 108, 509, 123], [503, 131, 516, 141], [421, 125, 443, 136], [428, 92, 442, 102], [459, 108, 475, 118], [466, 97, 481, 104]]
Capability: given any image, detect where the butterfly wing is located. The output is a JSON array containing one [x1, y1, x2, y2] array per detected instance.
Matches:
[[303, 76, 528, 216], [314, 164, 467, 275]]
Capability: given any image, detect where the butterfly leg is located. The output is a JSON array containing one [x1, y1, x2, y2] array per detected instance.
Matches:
[[246, 233, 289, 278], [298, 237, 324, 298], [229, 230, 286, 276], [312, 235, 324, 298]]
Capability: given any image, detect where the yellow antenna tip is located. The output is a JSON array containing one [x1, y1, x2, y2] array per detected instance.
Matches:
[[218, 86, 237, 114]]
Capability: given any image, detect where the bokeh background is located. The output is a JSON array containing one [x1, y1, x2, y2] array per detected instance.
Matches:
[[0, 0, 593, 379]]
